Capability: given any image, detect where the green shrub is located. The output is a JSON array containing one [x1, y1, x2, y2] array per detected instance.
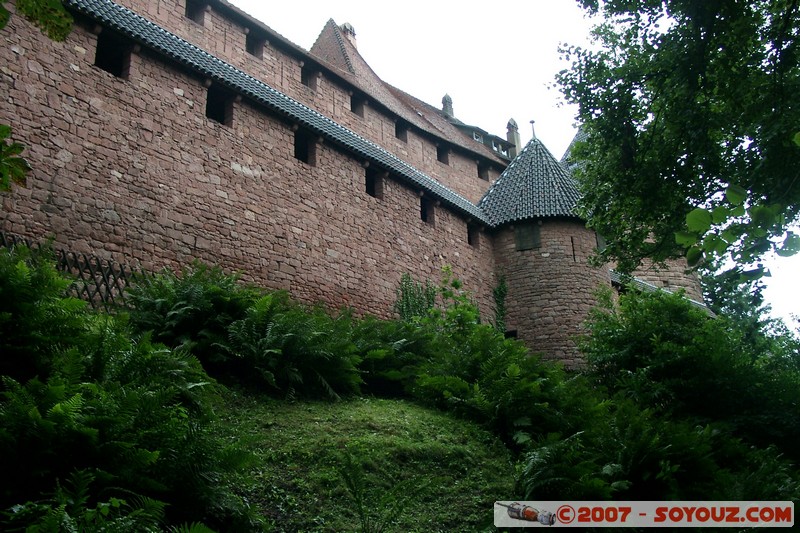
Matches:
[[580, 287, 800, 461], [222, 294, 362, 399], [393, 272, 436, 321], [352, 316, 429, 397], [371, 268, 602, 448], [0, 245, 88, 383], [126, 261, 261, 374], [520, 397, 800, 502], [0, 248, 257, 530]]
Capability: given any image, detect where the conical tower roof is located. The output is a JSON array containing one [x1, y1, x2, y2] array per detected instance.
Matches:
[[479, 137, 582, 227]]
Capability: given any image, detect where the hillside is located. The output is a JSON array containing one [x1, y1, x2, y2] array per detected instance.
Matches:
[[214, 391, 514, 532]]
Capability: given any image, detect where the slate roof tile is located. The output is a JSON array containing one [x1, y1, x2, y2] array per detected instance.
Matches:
[[479, 137, 582, 226], [308, 20, 508, 165]]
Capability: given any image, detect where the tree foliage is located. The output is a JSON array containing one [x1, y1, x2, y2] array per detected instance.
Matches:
[[0, 0, 72, 41], [559, 0, 800, 275]]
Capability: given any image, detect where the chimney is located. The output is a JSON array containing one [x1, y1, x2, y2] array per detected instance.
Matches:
[[507, 118, 521, 157], [442, 94, 454, 118], [340, 22, 356, 48]]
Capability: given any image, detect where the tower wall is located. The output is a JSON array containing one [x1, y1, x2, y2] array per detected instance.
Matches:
[[493, 220, 612, 367], [633, 258, 704, 302]]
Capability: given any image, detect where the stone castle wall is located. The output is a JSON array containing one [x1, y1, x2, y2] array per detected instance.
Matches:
[[0, 10, 496, 318], [0, 0, 704, 361], [108, 0, 498, 204]]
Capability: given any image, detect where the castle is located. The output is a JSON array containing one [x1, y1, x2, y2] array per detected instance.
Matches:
[[0, 0, 703, 365]]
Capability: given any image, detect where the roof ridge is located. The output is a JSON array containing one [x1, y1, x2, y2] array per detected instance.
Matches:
[[328, 19, 355, 74]]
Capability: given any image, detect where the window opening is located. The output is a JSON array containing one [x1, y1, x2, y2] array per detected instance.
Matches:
[[294, 129, 317, 166], [246, 33, 264, 59], [94, 31, 130, 78], [477, 163, 489, 181], [185, 0, 206, 25], [467, 224, 479, 247], [420, 196, 435, 226], [350, 93, 365, 117], [365, 167, 383, 199], [395, 120, 408, 142], [301, 64, 317, 90], [436, 145, 449, 165], [206, 84, 234, 126], [515, 222, 541, 251]]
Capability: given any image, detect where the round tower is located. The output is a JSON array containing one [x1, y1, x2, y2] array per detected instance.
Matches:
[[479, 135, 611, 366]]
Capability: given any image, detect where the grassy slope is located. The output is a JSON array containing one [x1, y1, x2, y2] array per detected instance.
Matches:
[[215, 390, 515, 532]]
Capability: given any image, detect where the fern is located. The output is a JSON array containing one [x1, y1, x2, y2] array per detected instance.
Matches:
[[0, 249, 256, 530]]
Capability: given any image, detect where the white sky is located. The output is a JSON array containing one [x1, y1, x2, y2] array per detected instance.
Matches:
[[228, 0, 798, 329]]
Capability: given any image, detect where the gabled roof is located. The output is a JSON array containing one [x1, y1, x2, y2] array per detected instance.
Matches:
[[63, 0, 489, 224], [479, 137, 582, 226], [309, 20, 509, 166]]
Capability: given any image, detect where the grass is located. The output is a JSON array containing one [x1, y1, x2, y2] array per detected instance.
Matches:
[[214, 389, 515, 532]]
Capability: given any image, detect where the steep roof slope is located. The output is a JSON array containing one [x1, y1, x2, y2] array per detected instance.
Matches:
[[479, 137, 582, 226], [309, 20, 508, 165]]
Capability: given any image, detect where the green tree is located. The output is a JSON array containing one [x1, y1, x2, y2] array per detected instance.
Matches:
[[580, 287, 800, 461], [558, 0, 800, 276]]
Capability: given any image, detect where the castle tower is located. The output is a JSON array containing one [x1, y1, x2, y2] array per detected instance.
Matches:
[[480, 136, 611, 366]]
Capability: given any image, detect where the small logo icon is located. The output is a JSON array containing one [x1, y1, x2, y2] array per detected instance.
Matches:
[[496, 502, 556, 526]]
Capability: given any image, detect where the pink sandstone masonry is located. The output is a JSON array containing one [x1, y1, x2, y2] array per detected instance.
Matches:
[[0, 10, 496, 318], [494, 221, 612, 366], [0, 0, 704, 363]]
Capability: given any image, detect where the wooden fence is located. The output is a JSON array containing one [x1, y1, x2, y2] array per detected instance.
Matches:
[[0, 232, 143, 311]]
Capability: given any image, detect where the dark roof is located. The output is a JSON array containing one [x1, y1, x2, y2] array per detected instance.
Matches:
[[560, 127, 588, 166], [64, 0, 489, 224], [478, 137, 582, 226], [609, 270, 712, 314]]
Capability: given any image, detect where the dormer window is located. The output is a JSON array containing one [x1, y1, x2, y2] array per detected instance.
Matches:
[[492, 139, 509, 157], [473, 132, 483, 142]]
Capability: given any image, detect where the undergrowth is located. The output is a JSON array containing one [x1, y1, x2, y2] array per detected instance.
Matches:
[[5, 251, 798, 531]]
